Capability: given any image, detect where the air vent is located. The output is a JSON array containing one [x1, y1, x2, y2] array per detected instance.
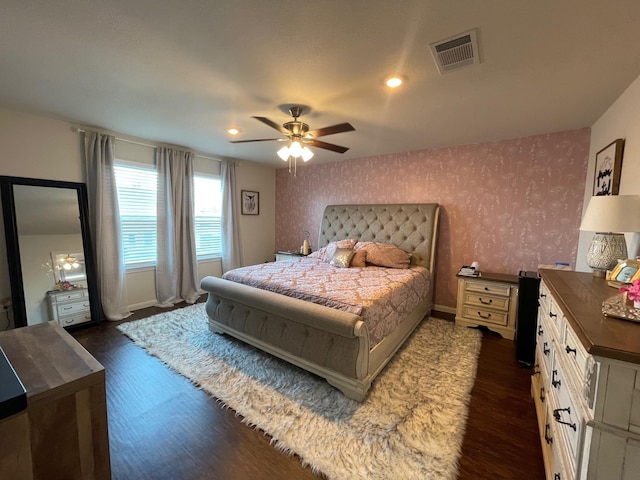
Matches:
[[430, 28, 480, 74]]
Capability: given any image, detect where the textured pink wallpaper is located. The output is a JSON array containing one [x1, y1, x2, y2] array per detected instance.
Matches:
[[276, 128, 590, 308]]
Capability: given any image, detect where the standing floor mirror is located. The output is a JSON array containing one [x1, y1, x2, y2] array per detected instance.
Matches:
[[0, 176, 102, 329]]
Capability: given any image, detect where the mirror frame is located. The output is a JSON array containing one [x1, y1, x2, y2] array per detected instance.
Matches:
[[0, 175, 103, 329]]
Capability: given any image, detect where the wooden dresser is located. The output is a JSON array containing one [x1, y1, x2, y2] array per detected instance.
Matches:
[[532, 269, 640, 480], [455, 272, 519, 339], [0, 321, 111, 479]]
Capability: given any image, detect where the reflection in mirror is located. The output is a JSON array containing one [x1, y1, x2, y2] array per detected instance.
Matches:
[[14, 185, 87, 325], [52, 252, 87, 285]]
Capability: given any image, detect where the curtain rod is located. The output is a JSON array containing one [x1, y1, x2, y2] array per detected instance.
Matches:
[[70, 126, 221, 162]]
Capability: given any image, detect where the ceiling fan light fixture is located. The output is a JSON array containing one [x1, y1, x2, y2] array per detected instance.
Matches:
[[301, 146, 314, 162], [227, 128, 239, 135], [289, 140, 303, 158], [277, 145, 290, 161]]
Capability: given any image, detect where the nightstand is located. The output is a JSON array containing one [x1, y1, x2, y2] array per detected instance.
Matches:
[[274, 251, 308, 262], [455, 272, 519, 339]]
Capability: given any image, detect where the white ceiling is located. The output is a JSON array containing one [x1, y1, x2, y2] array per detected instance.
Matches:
[[1, 1, 640, 167]]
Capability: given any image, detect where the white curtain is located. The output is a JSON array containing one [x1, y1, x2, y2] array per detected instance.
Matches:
[[221, 159, 243, 272], [155, 147, 199, 307], [83, 131, 132, 321]]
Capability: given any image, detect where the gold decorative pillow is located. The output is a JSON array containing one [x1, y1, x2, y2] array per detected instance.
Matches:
[[330, 248, 356, 268], [310, 239, 358, 263]]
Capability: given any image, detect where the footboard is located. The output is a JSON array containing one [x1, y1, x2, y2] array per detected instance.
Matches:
[[201, 276, 372, 399]]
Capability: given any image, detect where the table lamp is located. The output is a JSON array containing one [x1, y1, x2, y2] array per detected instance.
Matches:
[[579, 195, 640, 277]]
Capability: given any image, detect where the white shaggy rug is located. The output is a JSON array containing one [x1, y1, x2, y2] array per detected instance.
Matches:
[[117, 303, 481, 480]]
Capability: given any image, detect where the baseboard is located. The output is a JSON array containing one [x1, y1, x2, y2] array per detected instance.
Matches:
[[434, 304, 456, 314], [128, 300, 158, 311]]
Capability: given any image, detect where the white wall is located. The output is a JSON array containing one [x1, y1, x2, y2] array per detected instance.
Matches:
[[0, 106, 276, 312], [576, 74, 640, 270]]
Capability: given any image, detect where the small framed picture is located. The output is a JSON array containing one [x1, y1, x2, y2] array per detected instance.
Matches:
[[241, 190, 259, 215], [593, 139, 624, 196], [608, 259, 640, 287]]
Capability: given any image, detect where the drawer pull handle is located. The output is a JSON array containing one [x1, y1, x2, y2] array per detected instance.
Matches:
[[540, 293, 547, 298], [552, 369, 561, 388], [479, 297, 493, 305], [537, 325, 543, 336], [483, 286, 489, 291], [532, 364, 540, 376], [544, 423, 553, 444], [553, 407, 577, 431], [549, 312, 557, 319], [540, 386, 545, 403], [554, 474, 561, 480], [63, 306, 73, 310], [565, 345, 577, 357], [477, 311, 492, 319], [543, 342, 550, 356]]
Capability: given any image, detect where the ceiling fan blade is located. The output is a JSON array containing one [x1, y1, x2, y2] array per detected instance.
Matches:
[[307, 122, 355, 138], [229, 138, 283, 144], [252, 116, 290, 135], [306, 139, 350, 154]]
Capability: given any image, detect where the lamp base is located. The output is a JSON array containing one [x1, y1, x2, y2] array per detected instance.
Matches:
[[586, 232, 628, 274], [591, 269, 606, 278]]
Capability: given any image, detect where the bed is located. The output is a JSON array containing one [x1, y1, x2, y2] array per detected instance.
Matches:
[[201, 203, 440, 401]]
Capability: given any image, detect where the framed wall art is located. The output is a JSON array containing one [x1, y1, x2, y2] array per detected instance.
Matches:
[[593, 139, 624, 196], [241, 190, 259, 215]]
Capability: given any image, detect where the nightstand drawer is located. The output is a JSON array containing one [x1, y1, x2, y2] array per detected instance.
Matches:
[[57, 301, 90, 317], [58, 312, 92, 327], [465, 281, 512, 297], [461, 306, 509, 326], [463, 292, 510, 311]]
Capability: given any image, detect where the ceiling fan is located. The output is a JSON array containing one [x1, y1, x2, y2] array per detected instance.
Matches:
[[230, 106, 356, 164]]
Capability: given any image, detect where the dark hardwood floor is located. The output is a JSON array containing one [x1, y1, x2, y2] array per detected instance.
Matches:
[[71, 303, 545, 480]]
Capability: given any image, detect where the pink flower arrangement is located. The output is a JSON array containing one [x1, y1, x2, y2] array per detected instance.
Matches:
[[620, 279, 640, 302]]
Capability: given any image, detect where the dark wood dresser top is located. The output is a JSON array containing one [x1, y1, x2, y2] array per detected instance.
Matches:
[[540, 269, 640, 364]]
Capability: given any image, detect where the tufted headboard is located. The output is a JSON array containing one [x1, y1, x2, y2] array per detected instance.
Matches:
[[317, 204, 440, 271]]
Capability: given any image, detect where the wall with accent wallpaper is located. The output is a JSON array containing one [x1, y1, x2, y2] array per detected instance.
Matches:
[[275, 128, 591, 309]]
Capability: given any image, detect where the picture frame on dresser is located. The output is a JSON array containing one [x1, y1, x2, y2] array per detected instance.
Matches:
[[608, 259, 640, 287], [593, 138, 624, 196], [241, 190, 259, 215]]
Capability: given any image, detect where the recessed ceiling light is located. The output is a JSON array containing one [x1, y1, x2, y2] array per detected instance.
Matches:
[[227, 128, 239, 135], [385, 75, 405, 88], [384, 75, 407, 88]]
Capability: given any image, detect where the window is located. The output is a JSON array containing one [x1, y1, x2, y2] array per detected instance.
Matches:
[[193, 174, 222, 260], [114, 162, 157, 268], [114, 162, 222, 269]]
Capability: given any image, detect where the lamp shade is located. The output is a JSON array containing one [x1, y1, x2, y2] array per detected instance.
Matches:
[[579, 195, 640, 233]]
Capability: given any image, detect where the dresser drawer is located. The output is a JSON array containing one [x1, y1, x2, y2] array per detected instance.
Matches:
[[537, 313, 554, 375], [50, 290, 86, 303], [549, 357, 583, 474], [561, 321, 594, 394], [462, 291, 510, 311], [57, 301, 90, 317], [461, 305, 508, 326], [544, 297, 564, 341], [58, 312, 92, 327]]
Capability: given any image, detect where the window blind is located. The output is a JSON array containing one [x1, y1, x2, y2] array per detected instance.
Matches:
[[114, 162, 157, 268]]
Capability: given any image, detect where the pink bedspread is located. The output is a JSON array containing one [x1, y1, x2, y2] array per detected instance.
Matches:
[[221, 258, 431, 346]]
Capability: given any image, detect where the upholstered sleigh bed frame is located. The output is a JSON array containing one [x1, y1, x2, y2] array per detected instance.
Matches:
[[201, 203, 440, 401]]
